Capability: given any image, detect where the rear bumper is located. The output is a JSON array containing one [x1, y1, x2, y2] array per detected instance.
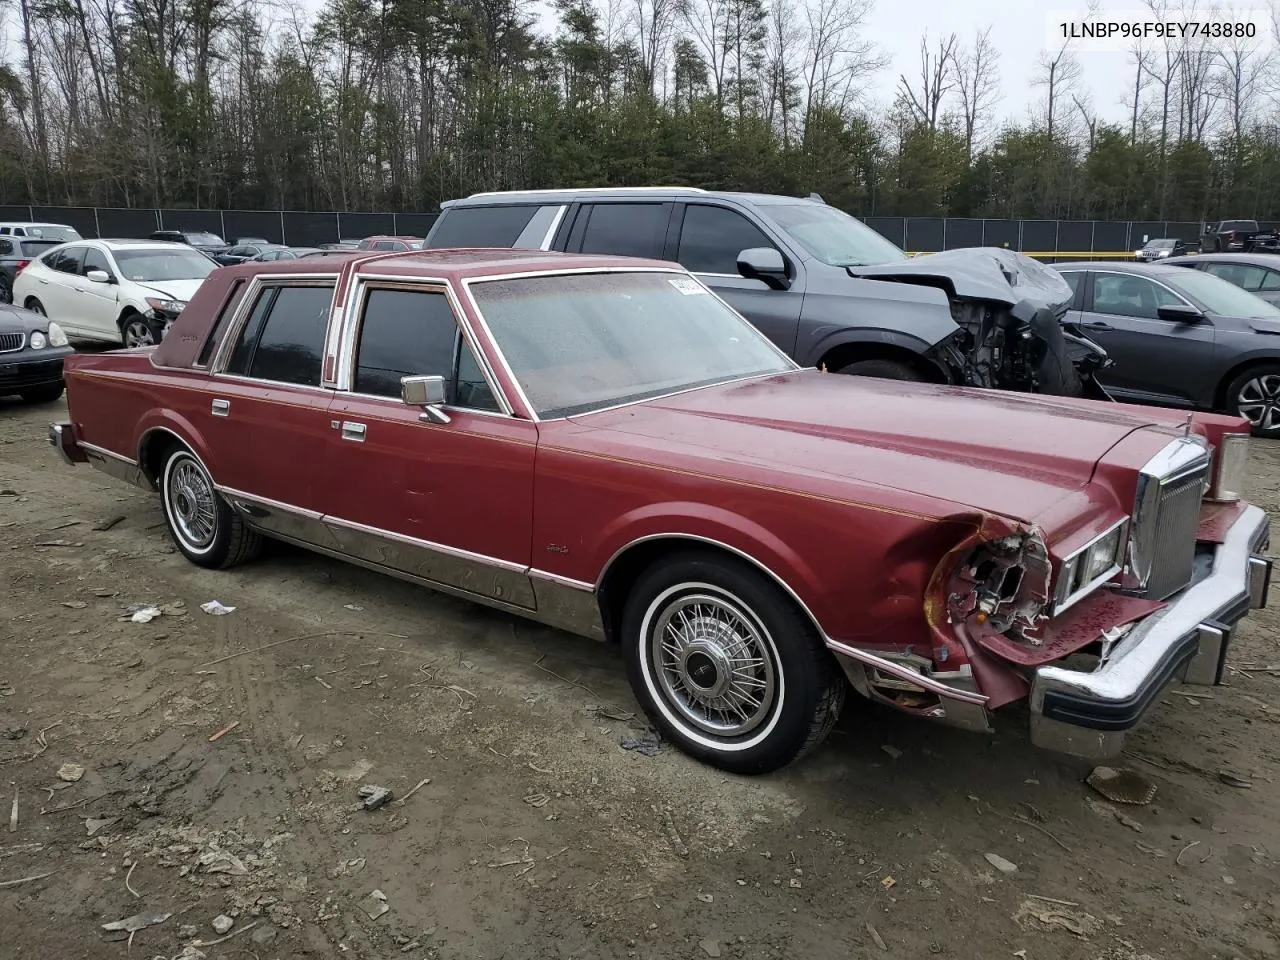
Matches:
[[0, 348, 71, 393], [1029, 503, 1271, 758], [49, 420, 88, 464]]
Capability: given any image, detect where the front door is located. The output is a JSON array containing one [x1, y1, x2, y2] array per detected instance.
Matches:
[[673, 202, 804, 356], [1081, 270, 1216, 406], [323, 281, 538, 607], [77, 246, 122, 340], [194, 280, 338, 542]]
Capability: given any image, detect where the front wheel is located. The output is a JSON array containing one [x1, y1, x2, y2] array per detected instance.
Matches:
[[621, 552, 845, 775], [19, 383, 63, 404], [1226, 365, 1280, 438], [121, 313, 157, 348], [160, 445, 261, 568], [831, 358, 925, 382]]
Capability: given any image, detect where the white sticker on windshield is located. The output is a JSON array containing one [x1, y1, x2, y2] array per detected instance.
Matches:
[[668, 276, 707, 296]]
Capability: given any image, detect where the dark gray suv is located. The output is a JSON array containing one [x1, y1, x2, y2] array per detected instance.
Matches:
[[426, 188, 1109, 397]]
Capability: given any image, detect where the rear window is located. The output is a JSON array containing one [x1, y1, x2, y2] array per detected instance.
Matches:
[[1221, 221, 1257, 232], [18, 239, 58, 256], [427, 206, 539, 248]]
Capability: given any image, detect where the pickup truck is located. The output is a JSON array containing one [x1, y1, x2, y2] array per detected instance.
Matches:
[[1200, 220, 1280, 254]]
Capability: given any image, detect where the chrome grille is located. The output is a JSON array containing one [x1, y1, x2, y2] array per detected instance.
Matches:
[[0, 332, 24, 353], [1130, 438, 1210, 601]]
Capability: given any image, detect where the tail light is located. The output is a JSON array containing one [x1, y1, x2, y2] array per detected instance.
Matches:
[[13, 259, 29, 273]]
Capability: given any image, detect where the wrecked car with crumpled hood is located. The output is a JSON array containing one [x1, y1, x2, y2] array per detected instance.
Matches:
[[425, 188, 1111, 399]]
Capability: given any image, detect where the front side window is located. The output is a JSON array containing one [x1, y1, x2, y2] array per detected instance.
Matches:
[[1202, 262, 1267, 291], [225, 284, 333, 386], [82, 248, 111, 276], [677, 205, 775, 274], [1091, 274, 1184, 319], [470, 270, 793, 419], [353, 287, 499, 411], [1261, 270, 1280, 291]]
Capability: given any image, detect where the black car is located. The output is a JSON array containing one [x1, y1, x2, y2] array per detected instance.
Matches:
[[1135, 237, 1194, 261], [149, 230, 229, 256], [0, 236, 61, 304], [1054, 260, 1280, 436], [0, 302, 74, 403], [213, 243, 290, 266], [425, 188, 1109, 398]]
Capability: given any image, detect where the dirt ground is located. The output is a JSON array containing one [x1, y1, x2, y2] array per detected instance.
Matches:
[[1, 393, 1279, 960]]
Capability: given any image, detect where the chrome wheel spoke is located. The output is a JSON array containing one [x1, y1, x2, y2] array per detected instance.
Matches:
[[648, 588, 779, 738], [168, 457, 217, 549]]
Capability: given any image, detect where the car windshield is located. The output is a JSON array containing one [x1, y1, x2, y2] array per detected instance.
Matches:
[[184, 232, 225, 245], [25, 225, 81, 242], [763, 203, 907, 267], [1147, 239, 1176, 249], [471, 270, 795, 418], [114, 248, 217, 282], [1170, 268, 1280, 318]]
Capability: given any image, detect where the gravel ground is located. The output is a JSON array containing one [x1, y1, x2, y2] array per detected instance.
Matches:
[[1, 391, 1279, 960]]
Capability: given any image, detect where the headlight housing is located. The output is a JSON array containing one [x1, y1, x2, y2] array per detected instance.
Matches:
[[1208, 433, 1249, 502], [145, 297, 187, 316], [46, 322, 67, 347], [1054, 519, 1126, 613], [29, 330, 46, 350]]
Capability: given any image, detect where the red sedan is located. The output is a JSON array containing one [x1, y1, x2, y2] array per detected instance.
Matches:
[[49, 249, 1272, 773]]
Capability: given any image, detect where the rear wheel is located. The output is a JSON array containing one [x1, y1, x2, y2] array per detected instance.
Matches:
[[621, 551, 845, 774], [832, 358, 925, 382], [1225, 364, 1280, 438], [19, 384, 63, 404], [159, 445, 261, 568]]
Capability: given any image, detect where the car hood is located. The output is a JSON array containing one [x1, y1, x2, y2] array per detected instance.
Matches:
[[571, 371, 1173, 525], [131, 279, 206, 303], [0, 303, 48, 333], [847, 247, 1074, 312]]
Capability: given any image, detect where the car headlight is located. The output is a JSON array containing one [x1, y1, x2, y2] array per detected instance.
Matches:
[[1209, 433, 1250, 502], [1055, 519, 1126, 612], [46, 322, 67, 347], [29, 330, 46, 350], [145, 297, 187, 315]]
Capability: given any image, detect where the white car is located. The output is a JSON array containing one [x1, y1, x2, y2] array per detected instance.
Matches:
[[0, 222, 83, 242], [12, 239, 217, 347]]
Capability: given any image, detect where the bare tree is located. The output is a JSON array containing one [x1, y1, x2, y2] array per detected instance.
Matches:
[[632, 0, 680, 96], [952, 25, 1000, 160], [763, 0, 803, 141], [682, 0, 730, 106], [895, 30, 957, 131], [1127, 41, 1155, 142], [1216, 32, 1271, 144], [800, 0, 884, 117]]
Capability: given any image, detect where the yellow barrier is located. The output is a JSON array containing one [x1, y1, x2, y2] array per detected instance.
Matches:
[[904, 250, 1200, 259]]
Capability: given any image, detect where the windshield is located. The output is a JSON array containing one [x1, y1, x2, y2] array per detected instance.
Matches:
[[1171, 268, 1280, 318], [764, 203, 908, 267], [25, 225, 81, 242], [471, 271, 794, 418], [184, 232, 225, 246], [1147, 239, 1176, 249], [114, 249, 217, 283]]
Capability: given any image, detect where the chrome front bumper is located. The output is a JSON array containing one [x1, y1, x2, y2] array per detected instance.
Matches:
[[1029, 503, 1272, 758]]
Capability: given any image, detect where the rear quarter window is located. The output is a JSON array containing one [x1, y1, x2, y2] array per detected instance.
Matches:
[[426, 205, 539, 248]]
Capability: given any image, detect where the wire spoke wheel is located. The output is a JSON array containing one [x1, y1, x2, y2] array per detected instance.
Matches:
[[648, 590, 778, 738], [167, 456, 218, 550]]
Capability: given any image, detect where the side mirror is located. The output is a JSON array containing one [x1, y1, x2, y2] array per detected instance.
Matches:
[[1157, 303, 1204, 323], [736, 247, 790, 290], [401, 374, 450, 424], [86, 269, 112, 284]]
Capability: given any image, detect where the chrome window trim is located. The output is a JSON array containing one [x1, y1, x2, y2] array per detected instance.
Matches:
[[1088, 269, 1197, 314], [1050, 517, 1128, 615], [208, 273, 340, 376], [458, 266, 800, 424], [336, 276, 514, 416], [210, 372, 336, 396]]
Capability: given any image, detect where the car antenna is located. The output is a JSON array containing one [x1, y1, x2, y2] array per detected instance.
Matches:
[[1184, 413, 1193, 436]]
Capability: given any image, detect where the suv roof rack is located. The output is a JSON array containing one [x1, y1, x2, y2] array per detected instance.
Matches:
[[466, 186, 708, 199]]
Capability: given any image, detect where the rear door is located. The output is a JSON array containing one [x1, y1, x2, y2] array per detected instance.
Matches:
[[37, 245, 87, 328], [1079, 270, 1216, 405], [197, 280, 337, 540], [671, 202, 803, 355], [565, 201, 673, 260]]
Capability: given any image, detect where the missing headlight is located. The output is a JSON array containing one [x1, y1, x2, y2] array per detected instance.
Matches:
[[946, 530, 1052, 639]]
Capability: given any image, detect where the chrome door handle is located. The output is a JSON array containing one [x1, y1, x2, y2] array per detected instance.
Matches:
[[211, 399, 230, 417], [341, 421, 367, 442]]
